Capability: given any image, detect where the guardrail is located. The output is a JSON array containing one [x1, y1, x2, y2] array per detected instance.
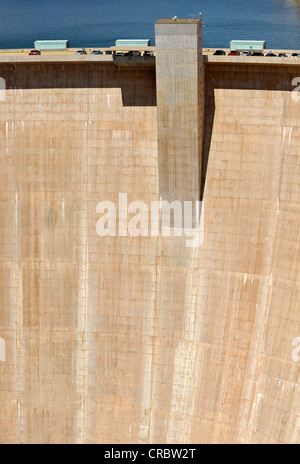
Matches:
[[0, 46, 156, 55], [0, 47, 299, 56]]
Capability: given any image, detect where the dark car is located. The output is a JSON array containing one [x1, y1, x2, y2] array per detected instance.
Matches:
[[251, 52, 264, 56], [29, 49, 41, 56], [105, 50, 113, 55], [291, 53, 300, 58], [278, 53, 288, 57], [213, 50, 226, 56], [228, 50, 240, 56], [265, 52, 277, 57], [90, 50, 103, 55], [129, 51, 141, 57]]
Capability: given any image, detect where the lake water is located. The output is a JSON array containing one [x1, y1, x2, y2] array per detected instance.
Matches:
[[0, 0, 300, 50]]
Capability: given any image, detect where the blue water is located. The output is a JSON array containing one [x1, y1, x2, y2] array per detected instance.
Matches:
[[0, 0, 300, 49]]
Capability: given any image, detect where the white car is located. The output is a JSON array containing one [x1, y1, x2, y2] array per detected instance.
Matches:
[[74, 50, 87, 55]]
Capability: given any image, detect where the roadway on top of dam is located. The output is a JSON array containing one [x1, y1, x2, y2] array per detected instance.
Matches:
[[0, 48, 300, 68]]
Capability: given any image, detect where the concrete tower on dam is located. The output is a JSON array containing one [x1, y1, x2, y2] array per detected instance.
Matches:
[[155, 18, 204, 203], [0, 18, 300, 444]]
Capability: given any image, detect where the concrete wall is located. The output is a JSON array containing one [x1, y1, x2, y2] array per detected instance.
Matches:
[[199, 63, 300, 443], [0, 59, 300, 443], [155, 19, 204, 203], [0, 62, 158, 444]]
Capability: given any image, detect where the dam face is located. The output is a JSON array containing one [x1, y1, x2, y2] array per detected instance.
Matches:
[[0, 21, 300, 444]]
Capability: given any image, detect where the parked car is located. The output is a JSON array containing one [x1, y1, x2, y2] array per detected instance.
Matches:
[[228, 50, 240, 56], [105, 50, 113, 55], [251, 52, 264, 56], [129, 51, 141, 56], [29, 50, 41, 55], [241, 51, 251, 56], [291, 53, 300, 58], [75, 50, 87, 55], [213, 50, 226, 56], [90, 50, 103, 55], [278, 53, 288, 57], [265, 52, 277, 57], [115, 51, 124, 56], [144, 50, 154, 57]]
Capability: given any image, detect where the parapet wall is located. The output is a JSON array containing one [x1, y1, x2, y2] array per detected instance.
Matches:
[[0, 55, 300, 443]]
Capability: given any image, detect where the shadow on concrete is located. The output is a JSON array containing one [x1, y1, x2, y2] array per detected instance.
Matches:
[[0, 62, 157, 107], [200, 60, 300, 199], [201, 71, 215, 201], [203, 59, 298, 92]]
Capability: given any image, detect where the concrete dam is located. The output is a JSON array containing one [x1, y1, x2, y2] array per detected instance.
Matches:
[[0, 19, 300, 444]]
